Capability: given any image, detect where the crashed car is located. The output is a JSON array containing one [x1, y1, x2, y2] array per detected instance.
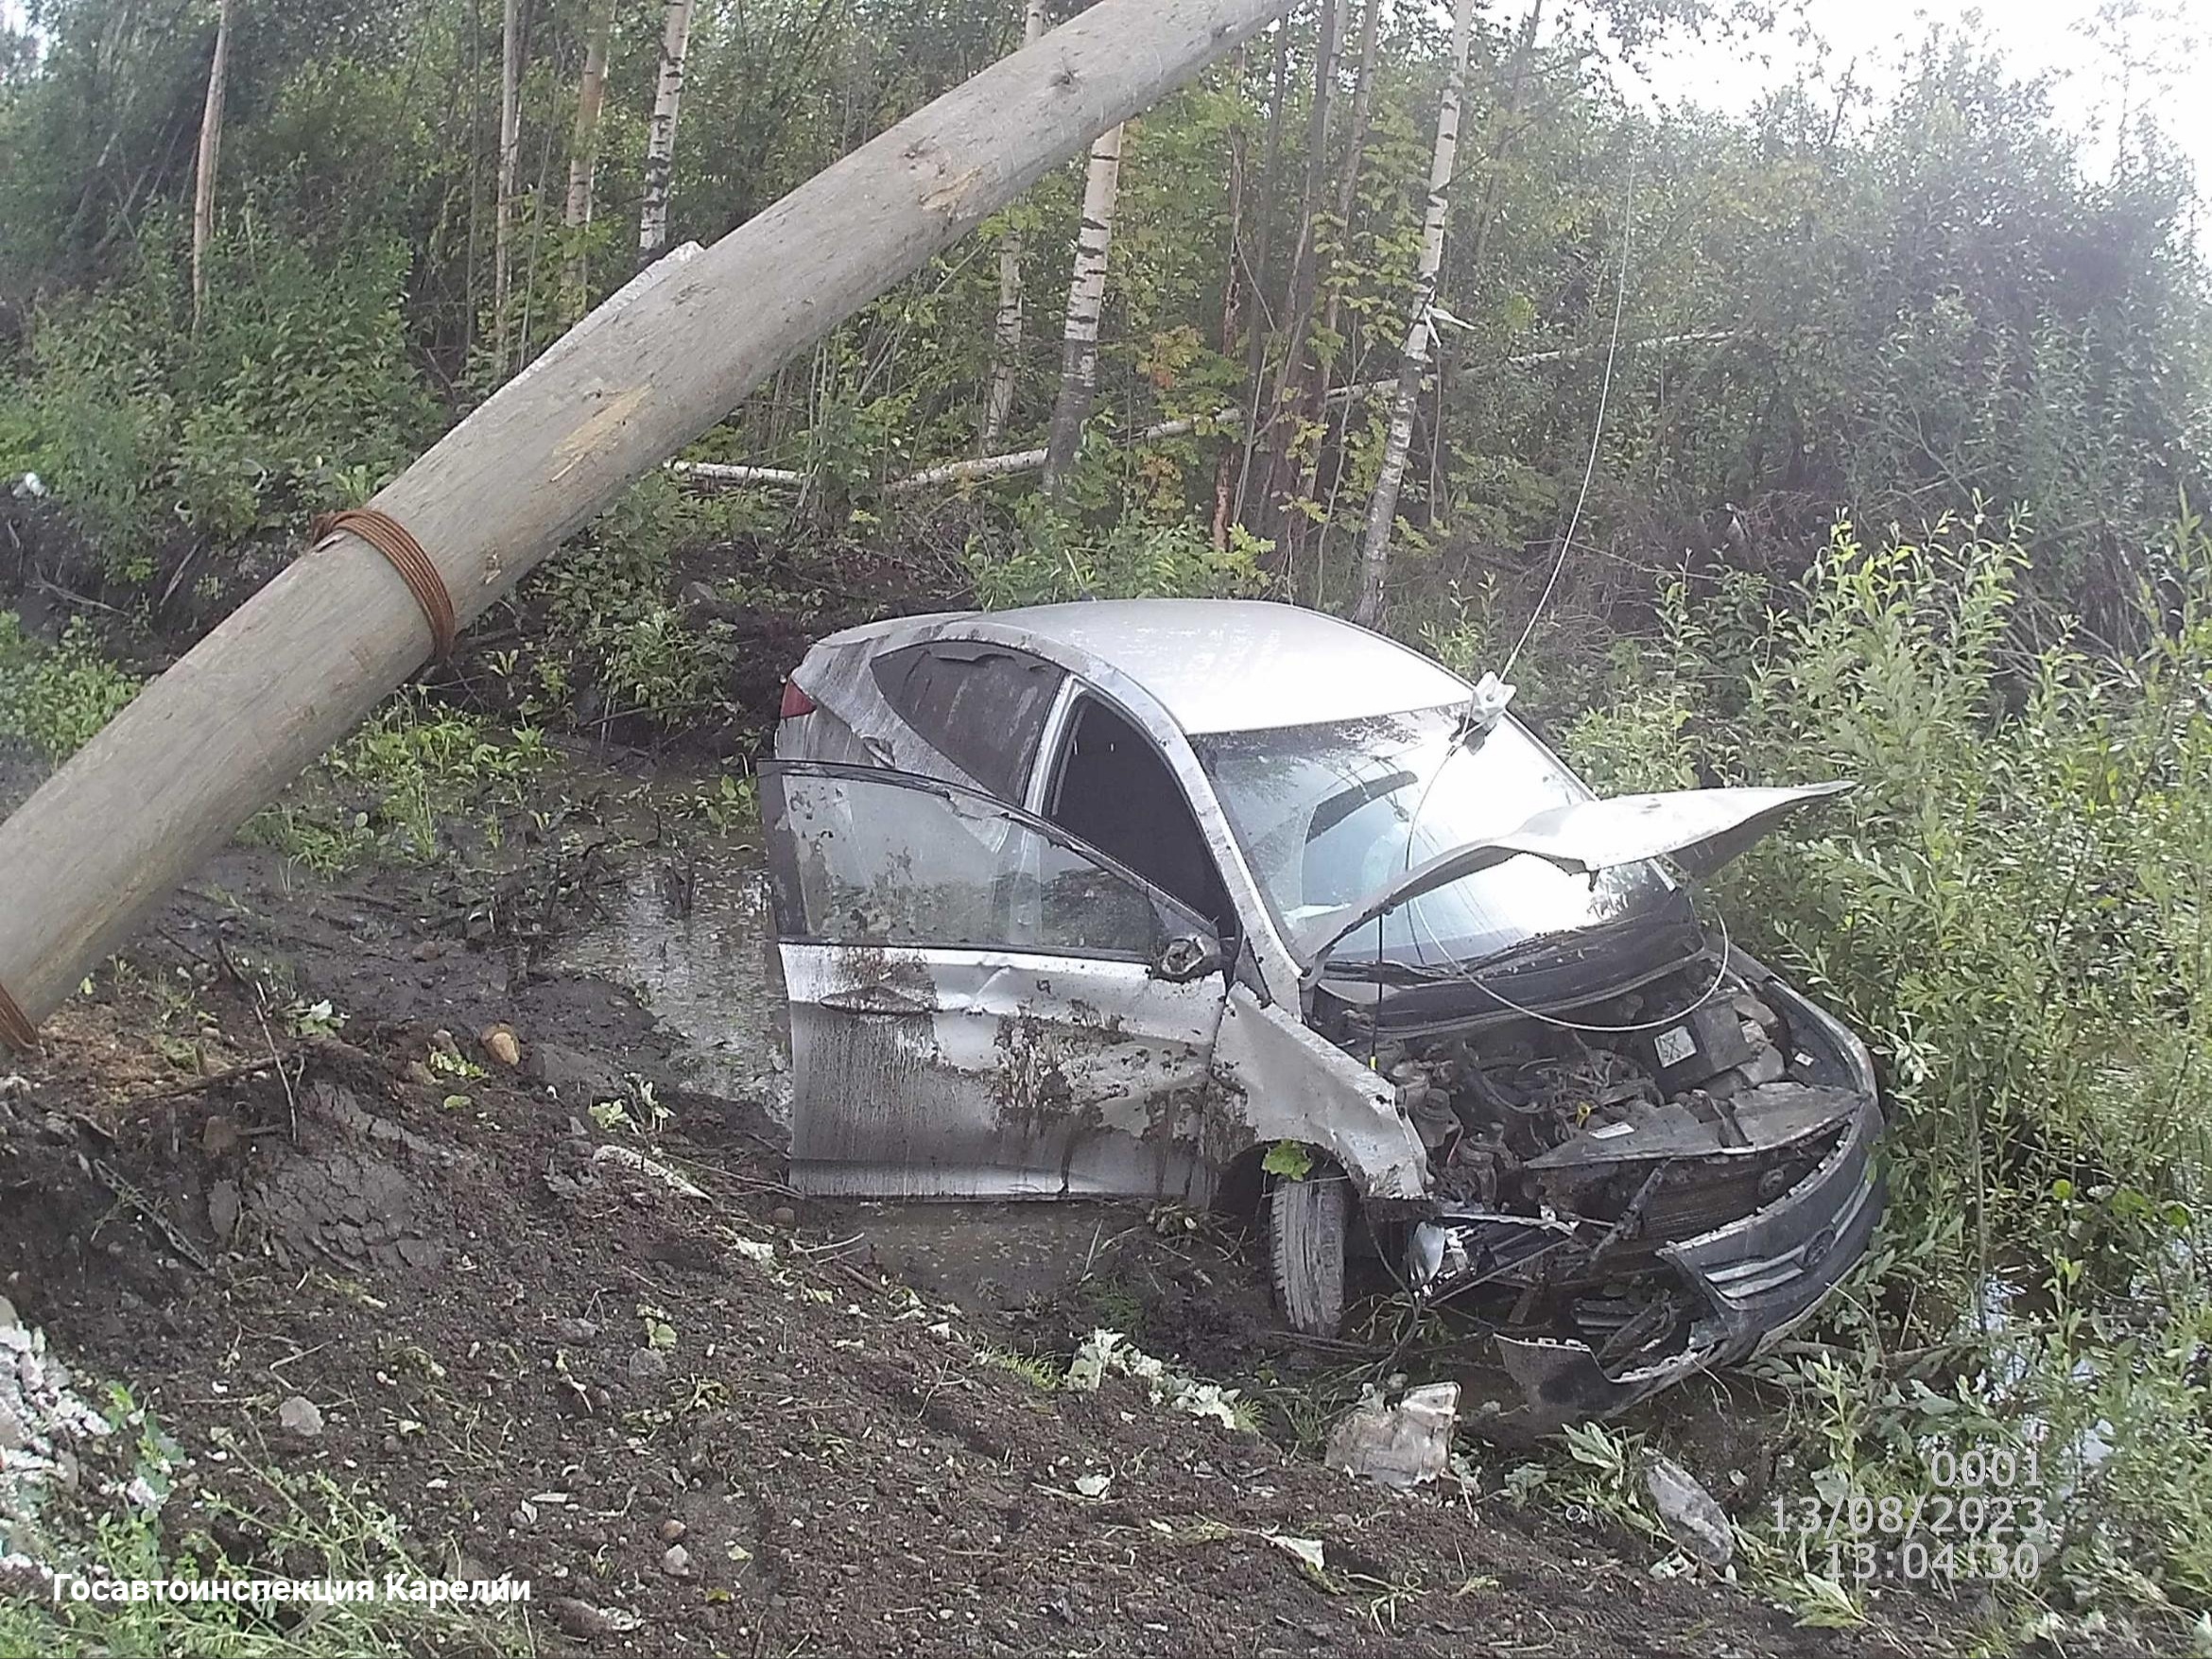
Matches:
[[762, 598, 1882, 1427]]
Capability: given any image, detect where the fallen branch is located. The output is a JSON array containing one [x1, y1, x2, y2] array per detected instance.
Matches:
[[91, 1155, 212, 1270], [127, 1060, 277, 1108], [668, 331, 1739, 495], [667, 460, 810, 488]]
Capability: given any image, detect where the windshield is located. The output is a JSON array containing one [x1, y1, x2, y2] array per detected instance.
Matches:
[[1193, 706, 1675, 967]]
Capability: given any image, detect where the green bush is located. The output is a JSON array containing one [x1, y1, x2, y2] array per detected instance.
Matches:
[[964, 499, 1267, 608], [0, 612, 143, 758], [520, 475, 741, 733], [1562, 512, 2212, 1619], [248, 691, 550, 872], [12, 221, 436, 577]]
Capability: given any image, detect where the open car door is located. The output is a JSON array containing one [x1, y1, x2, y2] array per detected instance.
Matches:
[[762, 762, 1231, 1201]]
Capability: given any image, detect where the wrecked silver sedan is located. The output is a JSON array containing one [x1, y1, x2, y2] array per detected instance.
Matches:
[[763, 598, 1882, 1427]]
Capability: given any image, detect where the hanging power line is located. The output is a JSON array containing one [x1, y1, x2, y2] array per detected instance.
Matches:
[[1505, 154, 1637, 676]]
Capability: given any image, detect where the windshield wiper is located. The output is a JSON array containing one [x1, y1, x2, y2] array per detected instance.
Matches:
[[1306, 769, 1420, 839], [1408, 907, 1688, 979], [1319, 905, 1696, 984]]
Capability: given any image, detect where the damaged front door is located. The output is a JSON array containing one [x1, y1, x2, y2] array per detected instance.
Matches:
[[762, 762, 1230, 1201]]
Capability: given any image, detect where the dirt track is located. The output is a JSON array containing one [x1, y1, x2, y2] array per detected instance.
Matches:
[[0, 761, 1968, 1656]]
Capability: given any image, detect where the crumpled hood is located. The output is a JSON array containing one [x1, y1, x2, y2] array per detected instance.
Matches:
[[1306, 780, 1853, 967]]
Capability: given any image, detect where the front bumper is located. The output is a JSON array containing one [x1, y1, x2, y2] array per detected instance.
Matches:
[[1442, 1097, 1885, 1436]]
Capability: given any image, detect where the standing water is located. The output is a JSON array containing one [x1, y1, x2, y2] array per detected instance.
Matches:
[[543, 846, 792, 1120]]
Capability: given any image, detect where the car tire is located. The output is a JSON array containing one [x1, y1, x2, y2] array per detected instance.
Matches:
[[1268, 1165, 1347, 1337]]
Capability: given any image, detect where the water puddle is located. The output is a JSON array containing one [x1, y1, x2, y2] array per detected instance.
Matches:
[[544, 845, 792, 1115]]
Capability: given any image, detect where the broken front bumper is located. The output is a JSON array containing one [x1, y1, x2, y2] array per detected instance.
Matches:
[[1433, 1097, 1885, 1435]]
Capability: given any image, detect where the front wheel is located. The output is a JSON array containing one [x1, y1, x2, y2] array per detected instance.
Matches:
[[1268, 1164, 1348, 1337]]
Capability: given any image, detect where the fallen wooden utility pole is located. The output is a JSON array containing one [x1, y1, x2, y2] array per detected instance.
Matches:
[[0, 0, 1292, 1050]]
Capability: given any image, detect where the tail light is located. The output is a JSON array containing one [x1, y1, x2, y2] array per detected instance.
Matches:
[[779, 680, 817, 718]]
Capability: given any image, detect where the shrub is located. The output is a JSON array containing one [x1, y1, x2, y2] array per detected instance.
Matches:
[[1560, 511, 2212, 1618], [0, 612, 143, 759], [963, 498, 1267, 608], [14, 221, 436, 578]]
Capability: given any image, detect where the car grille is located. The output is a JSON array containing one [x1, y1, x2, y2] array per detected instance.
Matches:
[[1609, 1125, 1846, 1244]]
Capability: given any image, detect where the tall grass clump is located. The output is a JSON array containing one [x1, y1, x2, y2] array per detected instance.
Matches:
[[1564, 510, 2212, 1627]]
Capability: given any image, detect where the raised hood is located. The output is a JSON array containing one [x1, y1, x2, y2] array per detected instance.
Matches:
[[1306, 781, 1853, 969]]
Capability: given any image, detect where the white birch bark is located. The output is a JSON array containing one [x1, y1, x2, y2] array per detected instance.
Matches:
[[493, 0, 523, 372], [1352, 0, 1473, 626], [1041, 121, 1125, 496], [981, 0, 1051, 447], [562, 0, 618, 320], [188, 0, 233, 329], [638, 0, 697, 261]]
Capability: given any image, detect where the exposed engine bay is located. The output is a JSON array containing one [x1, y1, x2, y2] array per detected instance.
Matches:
[[1333, 957, 1870, 1393]]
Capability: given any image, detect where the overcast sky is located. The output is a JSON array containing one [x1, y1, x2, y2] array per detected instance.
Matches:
[[1622, 0, 2204, 208], [2, 0, 2200, 226]]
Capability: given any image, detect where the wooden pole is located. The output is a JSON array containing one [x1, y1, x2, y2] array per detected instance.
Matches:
[[0, 0, 1290, 1046]]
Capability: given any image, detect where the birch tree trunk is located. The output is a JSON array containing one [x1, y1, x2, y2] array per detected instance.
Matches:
[[492, 0, 523, 373], [1295, 0, 1382, 543], [981, 0, 1051, 447], [1211, 45, 1249, 549], [1256, 0, 1339, 536], [1230, 21, 1290, 525], [1351, 0, 1472, 626], [1040, 121, 1125, 497], [562, 0, 618, 322], [188, 0, 233, 330], [1319, 0, 1381, 349], [637, 0, 696, 262], [0, 0, 1292, 1050]]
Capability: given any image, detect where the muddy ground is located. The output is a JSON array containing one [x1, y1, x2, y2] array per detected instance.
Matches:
[[0, 734, 2039, 1658]]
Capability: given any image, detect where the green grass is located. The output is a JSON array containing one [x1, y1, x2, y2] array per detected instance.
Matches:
[[0, 611, 142, 760]]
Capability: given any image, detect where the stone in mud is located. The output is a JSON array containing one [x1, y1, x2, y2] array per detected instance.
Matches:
[[661, 1543, 692, 1577], [200, 1115, 240, 1157], [278, 1395, 323, 1439], [207, 1179, 241, 1244], [628, 1348, 669, 1380], [551, 1598, 642, 1638], [480, 1025, 521, 1068], [0, 1295, 16, 1329], [528, 1043, 625, 1105]]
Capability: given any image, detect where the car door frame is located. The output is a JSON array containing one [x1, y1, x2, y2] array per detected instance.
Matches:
[[763, 759, 1236, 1201]]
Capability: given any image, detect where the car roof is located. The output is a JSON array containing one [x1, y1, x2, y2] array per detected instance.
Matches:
[[814, 598, 1474, 734]]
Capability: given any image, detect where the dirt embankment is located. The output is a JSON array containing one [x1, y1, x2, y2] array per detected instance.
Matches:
[[0, 786, 1944, 1657]]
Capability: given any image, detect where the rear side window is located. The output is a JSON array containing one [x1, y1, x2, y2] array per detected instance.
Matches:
[[871, 642, 1063, 801]]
